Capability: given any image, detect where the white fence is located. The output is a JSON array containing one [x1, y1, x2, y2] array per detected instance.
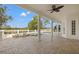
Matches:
[[0, 29, 60, 39], [0, 30, 37, 39]]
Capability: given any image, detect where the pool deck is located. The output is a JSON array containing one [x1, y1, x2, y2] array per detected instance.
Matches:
[[0, 33, 79, 54]]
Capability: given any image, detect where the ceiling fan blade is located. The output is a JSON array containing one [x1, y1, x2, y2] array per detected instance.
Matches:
[[48, 9, 52, 11], [56, 5, 64, 10], [55, 9, 60, 12]]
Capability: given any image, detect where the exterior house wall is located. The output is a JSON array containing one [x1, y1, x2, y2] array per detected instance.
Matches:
[[61, 14, 79, 39]]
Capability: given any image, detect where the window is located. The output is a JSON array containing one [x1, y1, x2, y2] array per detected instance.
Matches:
[[72, 20, 76, 35]]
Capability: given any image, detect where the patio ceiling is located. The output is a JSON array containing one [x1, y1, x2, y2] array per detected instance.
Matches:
[[17, 4, 79, 22]]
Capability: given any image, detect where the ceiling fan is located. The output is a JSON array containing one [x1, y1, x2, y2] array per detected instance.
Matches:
[[48, 5, 64, 13]]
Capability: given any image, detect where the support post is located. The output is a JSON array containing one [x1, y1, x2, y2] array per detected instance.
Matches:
[[51, 20, 53, 40], [57, 24, 59, 36], [38, 16, 41, 41]]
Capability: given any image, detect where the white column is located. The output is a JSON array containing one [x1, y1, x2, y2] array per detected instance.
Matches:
[[51, 20, 53, 40], [57, 24, 59, 36], [38, 16, 41, 41]]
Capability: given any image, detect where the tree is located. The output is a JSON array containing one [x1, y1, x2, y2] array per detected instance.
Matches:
[[28, 16, 38, 30], [28, 15, 42, 30], [0, 5, 12, 28], [42, 18, 50, 28]]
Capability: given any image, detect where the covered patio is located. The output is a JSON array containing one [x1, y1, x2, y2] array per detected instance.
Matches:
[[0, 4, 79, 54]]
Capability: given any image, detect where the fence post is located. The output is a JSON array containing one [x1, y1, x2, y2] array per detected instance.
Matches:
[[0, 30, 4, 40], [17, 30, 19, 34]]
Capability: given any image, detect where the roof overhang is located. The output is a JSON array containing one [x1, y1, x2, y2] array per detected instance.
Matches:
[[17, 4, 79, 23]]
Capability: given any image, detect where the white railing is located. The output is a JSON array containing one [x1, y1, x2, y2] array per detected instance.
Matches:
[[0, 30, 37, 39], [0, 29, 59, 39]]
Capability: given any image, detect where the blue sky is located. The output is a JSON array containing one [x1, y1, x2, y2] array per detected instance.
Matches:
[[4, 4, 36, 28], [3, 4, 55, 28]]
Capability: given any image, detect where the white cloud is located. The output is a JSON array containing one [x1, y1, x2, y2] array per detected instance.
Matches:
[[20, 12, 27, 17], [20, 11, 31, 17], [27, 11, 30, 14]]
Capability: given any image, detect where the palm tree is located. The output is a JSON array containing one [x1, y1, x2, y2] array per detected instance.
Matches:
[[0, 4, 12, 29]]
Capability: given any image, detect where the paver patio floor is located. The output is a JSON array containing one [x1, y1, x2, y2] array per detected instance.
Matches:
[[0, 33, 79, 54]]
